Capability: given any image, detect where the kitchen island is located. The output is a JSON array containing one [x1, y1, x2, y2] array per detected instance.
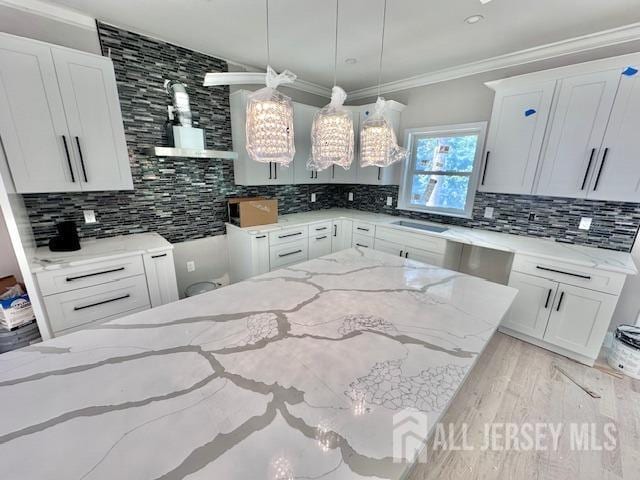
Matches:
[[0, 248, 517, 479]]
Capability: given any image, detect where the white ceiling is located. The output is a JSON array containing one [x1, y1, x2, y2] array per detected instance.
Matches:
[[32, 0, 640, 91]]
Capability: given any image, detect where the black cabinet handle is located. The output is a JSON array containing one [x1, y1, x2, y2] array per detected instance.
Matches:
[[544, 289, 552, 309], [278, 232, 302, 239], [310, 170, 314, 179], [278, 249, 302, 258], [74, 293, 130, 311], [593, 147, 609, 191], [61, 135, 76, 183], [316, 235, 327, 240], [377, 167, 381, 181], [481, 151, 490, 185], [256, 235, 267, 239], [66, 267, 125, 282], [405, 251, 409, 259], [268, 162, 272, 180], [356, 227, 370, 232], [151, 253, 167, 259], [75, 136, 88, 182], [315, 227, 328, 231], [315, 171, 318, 179], [556, 291, 565, 311], [399, 250, 403, 257], [355, 243, 368, 248], [332, 165, 335, 179], [535, 265, 591, 280], [274, 163, 278, 179], [333, 224, 337, 237], [581, 148, 596, 190]]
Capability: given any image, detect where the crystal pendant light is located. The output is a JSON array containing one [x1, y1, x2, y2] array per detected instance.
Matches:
[[308, 0, 354, 172], [245, 0, 297, 166], [360, 0, 408, 168]]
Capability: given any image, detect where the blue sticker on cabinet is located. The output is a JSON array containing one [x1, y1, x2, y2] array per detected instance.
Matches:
[[622, 67, 638, 76], [525, 109, 536, 117]]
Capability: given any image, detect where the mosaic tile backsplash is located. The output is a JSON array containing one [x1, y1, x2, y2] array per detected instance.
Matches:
[[21, 24, 640, 252]]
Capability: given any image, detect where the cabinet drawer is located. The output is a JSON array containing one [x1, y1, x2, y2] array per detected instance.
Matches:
[[353, 234, 374, 249], [270, 239, 308, 269], [353, 221, 375, 237], [45, 275, 150, 333], [511, 254, 626, 295], [37, 255, 145, 296], [309, 221, 332, 235], [269, 226, 309, 246], [376, 226, 447, 254], [309, 233, 332, 259]]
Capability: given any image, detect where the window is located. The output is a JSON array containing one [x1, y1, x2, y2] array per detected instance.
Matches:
[[398, 122, 487, 218]]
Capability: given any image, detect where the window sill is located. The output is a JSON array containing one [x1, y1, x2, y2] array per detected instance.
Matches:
[[396, 204, 473, 220]]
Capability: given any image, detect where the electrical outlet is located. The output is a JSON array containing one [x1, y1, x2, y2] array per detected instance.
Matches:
[[311, 193, 316, 203], [186, 261, 196, 272], [386, 196, 393, 206], [579, 217, 592, 230], [528, 212, 536, 221], [484, 207, 494, 219], [348, 192, 354, 201], [83, 210, 97, 224]]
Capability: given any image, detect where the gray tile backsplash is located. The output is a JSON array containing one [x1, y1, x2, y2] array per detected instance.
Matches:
[[20, 24, 640, 253]]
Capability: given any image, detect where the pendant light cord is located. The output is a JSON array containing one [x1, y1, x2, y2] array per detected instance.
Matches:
[[333, 0, 339, 87], [377, 0, 388, 97], [265, 0, 271, 67]]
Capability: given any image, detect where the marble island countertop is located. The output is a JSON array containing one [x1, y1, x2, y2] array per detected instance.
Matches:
[[0, 248, 517, 480], [29, 232, 173, 272], [229, 208, 638, 275]]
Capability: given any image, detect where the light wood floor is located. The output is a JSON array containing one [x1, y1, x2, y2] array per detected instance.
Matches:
[[407, 332, 640, 480]]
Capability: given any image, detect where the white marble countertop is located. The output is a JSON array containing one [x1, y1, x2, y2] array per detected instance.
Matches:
[[227, 208, 638, 275], [0, 248, 517, 480], [29, 232, 173, 273]]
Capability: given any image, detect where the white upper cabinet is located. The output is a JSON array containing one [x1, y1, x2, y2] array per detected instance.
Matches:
[[536, 70, 620, 198], [587, 71, 640, 202], [0, 34, 81, 193], [0, 33, 132, 193], [479, 81, 556, 194], [292, 103, 330, 184], [52, 48, 132, 191]]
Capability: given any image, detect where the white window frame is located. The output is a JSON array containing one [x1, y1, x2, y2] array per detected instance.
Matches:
[[398, 122, 487, 219]]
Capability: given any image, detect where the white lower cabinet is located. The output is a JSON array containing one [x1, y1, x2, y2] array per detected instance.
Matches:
[[331, 220, 353, 252], [309, 233, 332, 259], [269, 238, 308, 269], [501, 255, 623, 365], [143, 250, 179, 307]]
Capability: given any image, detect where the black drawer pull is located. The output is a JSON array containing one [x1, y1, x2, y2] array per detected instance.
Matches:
[[593, 147, 609, 191], [556, 291, 565, 311], [74, 294, 130, 311], [316, 235, 328, 240], [581, 148, 596, 190], [544, 289, 552, 309], [535, 266, 591, 280], [278, 249, 302, 258], [315, 227, 328, 231], [278, 232, 302, 239], [151, 253, 167, 259], [66, 267, 125, 282], [356, 227, 370, 232], [61, 135, 75, 183], [256, 235, 267, 239], [481, 151, 490, 185], [333, 224, 337, 236], [355, 243, 368, 248], [75, 136, 88, 182], [405, 251, 409, 259], [399, 250, 404, 257]]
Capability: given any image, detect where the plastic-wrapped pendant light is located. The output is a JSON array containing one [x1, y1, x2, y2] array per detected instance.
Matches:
[[308, 0, 354, 172], [246, 66, 297, 165], [360, 97, 408, 167], [308, 86, 354, 171], [360, 0, 408, 168]]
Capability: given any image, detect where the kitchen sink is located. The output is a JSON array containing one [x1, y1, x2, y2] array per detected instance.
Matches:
[[391, 220, 449, 233]]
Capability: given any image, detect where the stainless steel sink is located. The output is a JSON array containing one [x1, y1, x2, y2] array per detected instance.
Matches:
[[391, 220, 449, 233]]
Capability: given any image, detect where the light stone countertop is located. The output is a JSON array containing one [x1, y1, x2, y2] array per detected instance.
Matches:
[[228, 208, 638, 275], [0, 248, 517, 480], [29, 232, 173, 273]]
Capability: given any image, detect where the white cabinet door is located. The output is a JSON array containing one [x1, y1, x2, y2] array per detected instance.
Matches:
[[536, 70, 620, 198], [251, 234, 271, 277], [143, 251, 179, 308], [52, 48, 132, 191], [0, 34, 80, 193], [404, 245, 445, 266], [292, 103, 330, 184], [479, 81, 556, 194], [544, 284, 618, 359], [502, 272, 557, 340], [331, 220, 353, 252], [587, 70, 640, 201], [374, 237, 404, 257], [309, 233, 332, 259]]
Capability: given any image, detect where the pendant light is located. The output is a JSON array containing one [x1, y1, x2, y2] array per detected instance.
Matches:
[[245, 0, 297, 165], [308, 0, 354, 172], [360, 0, 408, 168]]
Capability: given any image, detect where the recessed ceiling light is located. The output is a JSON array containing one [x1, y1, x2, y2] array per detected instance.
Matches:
[[464, 14, 484, 24], [479, 0, 493, 4], [345, 58, 358, 65]]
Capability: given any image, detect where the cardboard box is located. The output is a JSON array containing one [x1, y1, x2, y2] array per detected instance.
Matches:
[[0, 276, 35, 330], [228, 197, 278, 228]]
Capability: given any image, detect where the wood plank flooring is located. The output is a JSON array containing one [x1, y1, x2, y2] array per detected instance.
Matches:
[[407, 332, 640, 480]]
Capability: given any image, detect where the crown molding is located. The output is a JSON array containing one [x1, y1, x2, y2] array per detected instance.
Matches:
[[0, 0, 95, 29], [347, 22, 640, 100], [290, 78, 332, 98]]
